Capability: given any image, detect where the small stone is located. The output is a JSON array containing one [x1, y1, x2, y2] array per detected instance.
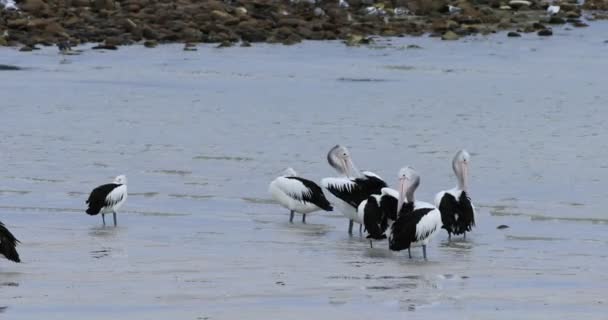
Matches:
[[507, 31, 521, 37], [143, 40, 157, 48], [441, 30, 460, 40], [92, 44, 118, 50], [0, 64, 22, 70], [407, 44, 422, 49], [183, 43, 197, 51], [314, 7, 326, 17], [19, 46, 32, 52], [573, 21, 588, 27], [537, 29, 553, 36], [497, 225, 510, 229], [548, 16, 566, 24], [235, 7, 247, 15], [566, 11, 581, 18], [508, 0, 531, 9], [216, 40, 233, 48], [240, 41, 251, 47]]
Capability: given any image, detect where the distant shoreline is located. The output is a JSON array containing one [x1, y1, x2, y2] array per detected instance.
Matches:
[[1, 0, 606, 51]]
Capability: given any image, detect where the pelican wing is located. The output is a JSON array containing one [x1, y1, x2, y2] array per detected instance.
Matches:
[[0, 222, 20, 263], [438, 190, 475, 235], [283, 177, 333, 211]]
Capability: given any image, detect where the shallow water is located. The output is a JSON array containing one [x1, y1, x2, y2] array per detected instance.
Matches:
[[1, 23, 608, 319]]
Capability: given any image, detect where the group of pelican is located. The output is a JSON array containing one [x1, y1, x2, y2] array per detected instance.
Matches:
[[269, 145, 475, 259]]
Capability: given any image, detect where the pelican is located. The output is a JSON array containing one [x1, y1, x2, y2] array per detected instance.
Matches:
[[321, 145, 387, 234], [434, 150, 475, 240], [85, 175, 128, 226], [389, 167, 442, 259], [357, 187, 399, 247], [269, 168, 333, 223], [0, 221, 20, 263]]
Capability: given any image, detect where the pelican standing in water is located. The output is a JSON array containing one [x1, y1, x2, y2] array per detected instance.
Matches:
[[321, 145, 387, 234], [389, 167, 442, 259], [85, 175, 128, 226], [434, 150, 475, 240], [269, 168, 333, 223], [0, 221, 20, 263], [357, 187, 399, 247]]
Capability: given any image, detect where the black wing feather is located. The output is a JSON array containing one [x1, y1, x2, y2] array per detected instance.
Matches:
[[286, 177, 333, 211], [363, 197, 387, 240], [438, 191, 475, 235], [389, 203, 433, 251], [326, 174, 387, 209], [85, 183, 121, 215], [0, 222, 20, 263]]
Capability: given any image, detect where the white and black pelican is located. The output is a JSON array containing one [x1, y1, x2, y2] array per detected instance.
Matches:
[[268, 168, 333, 223], [434, 150, 475, 240], [85, 175, 128, 226], [357, 187, 399, 247], [0, 221, 20, 263], [321, 145, 387, 234], [389, 167, 442, 259]]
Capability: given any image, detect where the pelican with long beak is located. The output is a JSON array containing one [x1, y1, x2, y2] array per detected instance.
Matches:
[[434, 150, 475, 240], [389, 167, 442, 259], [321, 145, 387, 234]]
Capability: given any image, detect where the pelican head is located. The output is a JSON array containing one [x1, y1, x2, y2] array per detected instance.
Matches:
[[282, 167, 298, 177], [327, 145, 359, 178], [397, 166, 420, 213], [452, 149, 470, 191], [114, 175, 127, 185]]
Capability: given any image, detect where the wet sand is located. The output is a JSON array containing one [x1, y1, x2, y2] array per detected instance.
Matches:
[[2, 25, 608, 319]]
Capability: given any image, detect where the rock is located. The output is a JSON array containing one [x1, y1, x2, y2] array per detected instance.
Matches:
[[508, 0, 531, 9], [94, 0, 114, 11], [314, 7, 326, 17], [240, 41, 251, 47], [182, 27, 203, 41], [19, 45, 35, 51], [565, 11, 581, 18], [216, 40, 233, 48], [344, 34, 373, 46], [236, 21, 269, 42], [21, 0, 49, 15], [441, 30, 460, 40], [142, 27, 159, 40], [548, 16, 566, 24], [92, 44, 118, 50], [183, 43, 197, 51], [496, 225, 510, 229], [0, 64, 22, 70], [507, 31, 521, 37], [143, 40, 157, 48], [7, 19, 29, 29], [407, 44, 423, 49], [537, 28, 553, 36], [572, 21, 588, 27], [211, 10, 233, 21], [235, 7, 248, 16]]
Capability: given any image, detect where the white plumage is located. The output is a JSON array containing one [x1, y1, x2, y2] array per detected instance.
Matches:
[[269, 168, 333, 223]]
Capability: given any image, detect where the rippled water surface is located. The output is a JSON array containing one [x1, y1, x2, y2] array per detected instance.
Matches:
[[1, 24, 608, 319]]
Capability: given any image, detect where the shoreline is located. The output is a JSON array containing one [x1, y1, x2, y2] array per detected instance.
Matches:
[[1, 0, 607, 51]]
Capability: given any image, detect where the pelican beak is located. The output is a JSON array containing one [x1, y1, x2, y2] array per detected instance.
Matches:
[[342, 158, 351, 178], [461, 161, 469, 191], [397, 177, 407, 213]]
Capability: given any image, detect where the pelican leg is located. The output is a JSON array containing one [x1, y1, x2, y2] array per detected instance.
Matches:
[[463, 231, 466, 240], [113, 211, 117, 227], [289, 210, 294, 223], [302, 214, 306, 224], [359, 224, 363, 234], [102, 213, 106, 226], [348, 220, 354, 234], [408, 248, 412, 259], [422, 245, 427, 260], [448, 233, 452, 242], [369, 240, 373, 248]]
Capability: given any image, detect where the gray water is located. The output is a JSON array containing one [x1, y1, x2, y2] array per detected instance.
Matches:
[[1, 23, 608, 319]]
